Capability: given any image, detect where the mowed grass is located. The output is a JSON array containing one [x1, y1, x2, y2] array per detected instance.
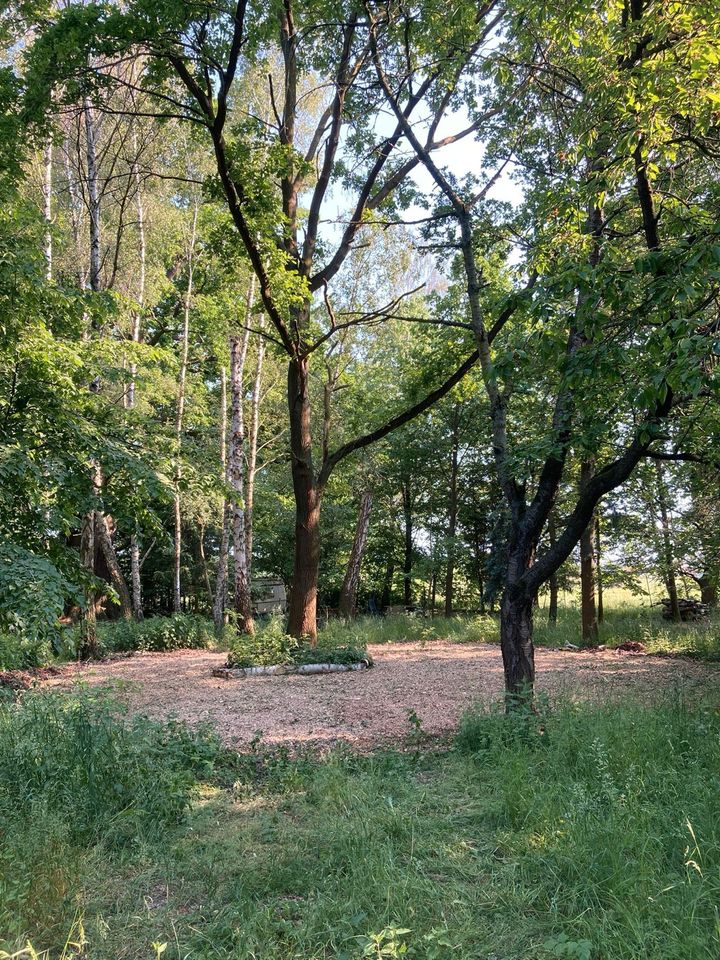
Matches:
[[2, 688, 720, 959]]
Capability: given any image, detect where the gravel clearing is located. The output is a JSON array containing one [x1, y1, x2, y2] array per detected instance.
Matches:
[[44, 642, 719, 751]]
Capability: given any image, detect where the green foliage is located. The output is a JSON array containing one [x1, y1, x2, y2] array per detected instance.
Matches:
[[4, 693, 718, 958], [226, 615, 369, 668], [64, 613, 219, 659], [320, 614, 500, 648], [0, 691, 228, 947]]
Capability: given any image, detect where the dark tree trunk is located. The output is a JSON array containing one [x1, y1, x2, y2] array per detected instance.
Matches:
[[500, 588, 535, 702], [444, 405, 460, 616], [654, 459, 681, 621], [579, 461, 599, 644], [547, 509, 558, 626], [339, 489, 373, 618], [595, 515, 604, 624], [402, 480, 413, 608], [287, 355, 321, 640], [698, 576, 718, 608], [381, 561, 394, 609]]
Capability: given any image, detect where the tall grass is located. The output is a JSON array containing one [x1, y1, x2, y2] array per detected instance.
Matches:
[[0, 692, 227, 949]]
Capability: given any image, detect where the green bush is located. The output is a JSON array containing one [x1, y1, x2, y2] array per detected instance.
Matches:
[[227, 615, 369, 668], [63, 613, 218, 659], [0, 691, 227, 948], [0, 631, 53, 671]]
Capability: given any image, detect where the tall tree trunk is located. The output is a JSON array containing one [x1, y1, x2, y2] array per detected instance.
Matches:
[[655, 459, 681, 621], [697, 575, 718, 608], [444, 405, 460, 616], [579, 460, 599, 644], [245, 320, 265, 576], [42, 141, 52, 281], [500, 586, 535, 702], [595, 514, 604, 624], [198, 521, 214, 609], [95, 515, 132, 619], [173, 204, 198, 613], [339, 489, 373, 618], [287, 353, 321, 640], [127, 126, 146, 619], [547, 508, 559, 626], [213, 366, 230, 632], [402, 480, 413, 608], [381, 561, 394, 609], [229, 298, 254, 635], [83, 99, 101, 294]]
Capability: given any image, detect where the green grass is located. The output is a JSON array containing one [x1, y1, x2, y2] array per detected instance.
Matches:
[[3, 689, 720, 959]]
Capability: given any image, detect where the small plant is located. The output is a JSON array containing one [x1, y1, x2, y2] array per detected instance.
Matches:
[[406, 708, 427, 747], [543, 933, 593, 960], [360, 926, 412, 958]]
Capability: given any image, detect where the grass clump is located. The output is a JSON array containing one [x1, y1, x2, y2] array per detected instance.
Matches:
[[0, 691, 230, 950], [227, 615, 370, 668]]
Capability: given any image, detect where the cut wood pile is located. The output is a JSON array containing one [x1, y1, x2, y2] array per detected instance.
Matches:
[[660, 597, 709, 622]]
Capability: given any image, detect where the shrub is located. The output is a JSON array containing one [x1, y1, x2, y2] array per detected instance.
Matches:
[[227, 615, 369, 668], [62, 613, 218, 659]]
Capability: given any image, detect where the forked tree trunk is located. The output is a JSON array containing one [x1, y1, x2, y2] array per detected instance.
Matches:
[[655, 459, 681, 621], [339, 489, 373, 618], [547, 509, 559, 625], [287, 354, 321, 640], [579, 461, 599, 644], [444, 405, 460, 616]]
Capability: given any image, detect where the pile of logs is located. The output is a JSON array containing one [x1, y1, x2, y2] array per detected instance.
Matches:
[[660, 597, 710, 622]]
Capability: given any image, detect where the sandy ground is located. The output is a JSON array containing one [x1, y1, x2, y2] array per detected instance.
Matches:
[[44, 642, 719, 750]]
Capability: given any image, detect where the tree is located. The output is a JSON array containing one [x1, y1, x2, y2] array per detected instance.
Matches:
[[369, 0, 720, 700]]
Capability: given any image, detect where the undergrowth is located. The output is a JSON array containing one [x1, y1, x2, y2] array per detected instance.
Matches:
[[3, 690, 720, 959], [227, 615, 370, 668]]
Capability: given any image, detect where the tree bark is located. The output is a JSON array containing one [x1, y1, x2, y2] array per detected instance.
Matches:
[[245, 320, 265, 576], [547, 509, 559, 625], [580, 461, 599, 644], [42, 141, 53, 281], [83, 99, 101, 294], [500, 587, 535, 702], [173, 203, 198, 613], [213, 365, 230, 632], [127, 126, 146, 620], [95, 515, 132, 620], [402, 479, 413, 608], [444, 405, 460, 616], [287, 353, 321, 640], [229, 311, 254, 635], [339, 489, 373, 618], [595, 514, 604, 624], [381, 561, 394, 609], [655, 458, 681, 621]]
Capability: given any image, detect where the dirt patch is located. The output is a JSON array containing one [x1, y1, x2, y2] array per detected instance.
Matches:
[[43, 642, 719, 750]]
